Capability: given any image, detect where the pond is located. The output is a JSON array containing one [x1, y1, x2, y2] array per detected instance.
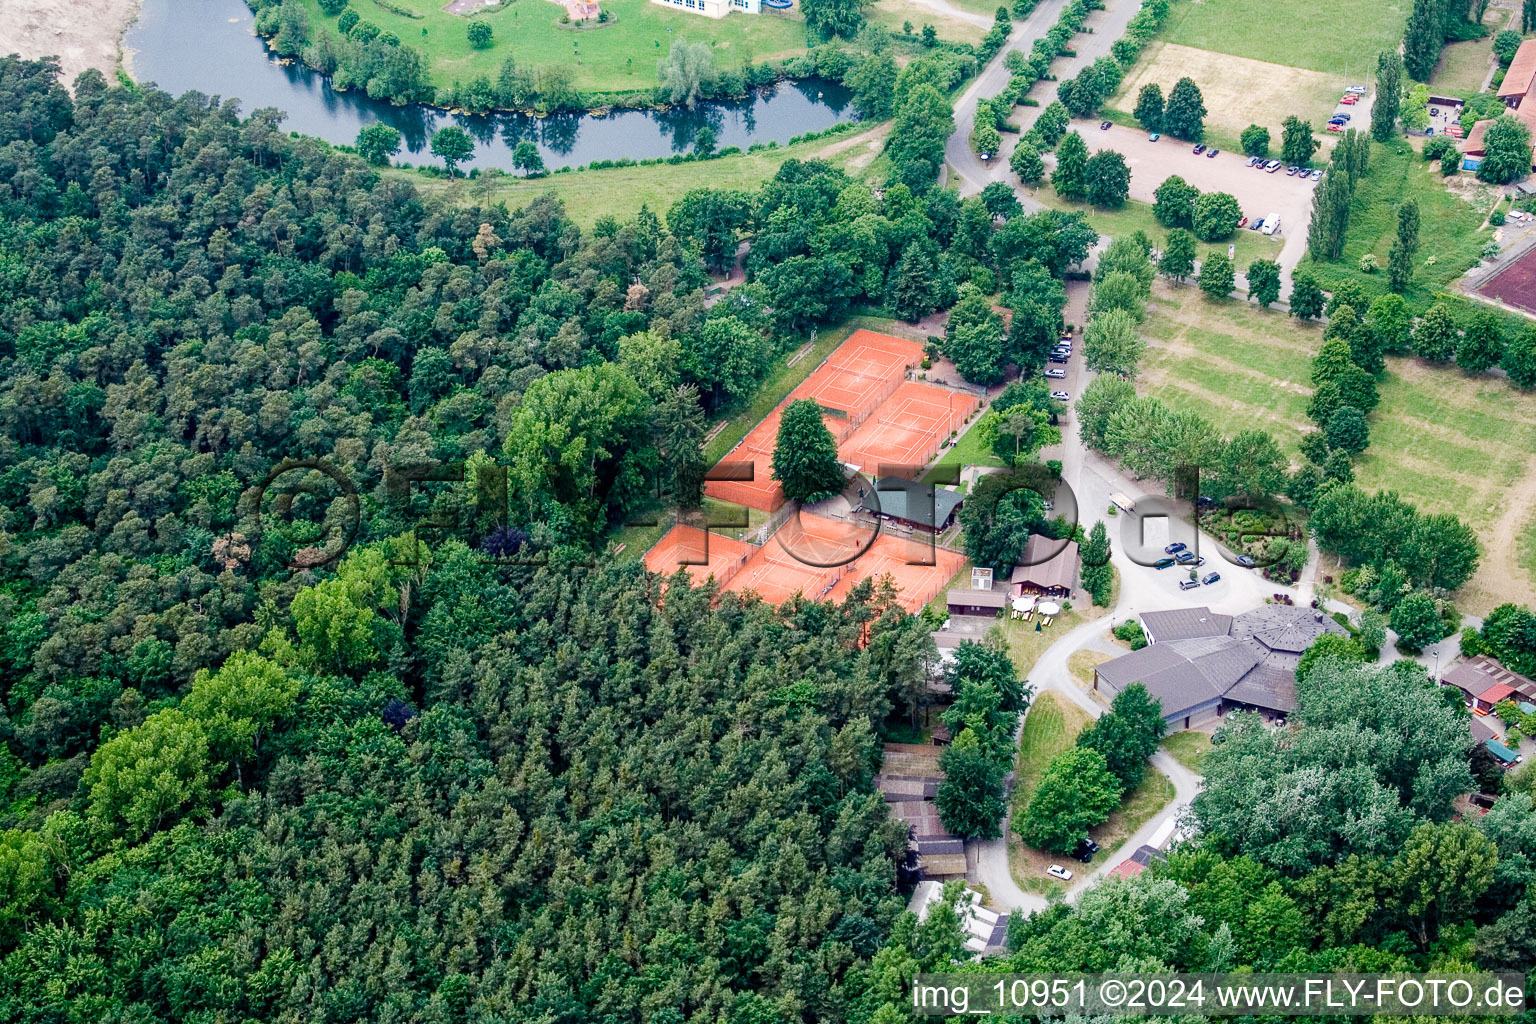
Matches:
[[124, 0, 857, 172]]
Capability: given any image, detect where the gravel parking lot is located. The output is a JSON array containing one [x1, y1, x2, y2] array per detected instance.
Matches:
[[1083, 124, 1320, 279]]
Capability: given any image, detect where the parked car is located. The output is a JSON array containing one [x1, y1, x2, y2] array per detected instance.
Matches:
[[1072, 839, 1099, 862], [1100, 120, 1113, 130], [1202, 572, 1222, 585], [1149, 133, 1160, 141], [1178, 578, 1201, 591], [1206, 148, 1220, 158], [1235, 554, 1257, 568], [1047, 864, 1074, 881], [1049, 390, 1070, 401], [1246, 155, 1261, 167], [1309, 169, 1323, 180], [1238, 216, 1248, 227], [1327, 123, 1345, 132], [1265, 160, 1281, 172], [1049, 353, 1069, 363], [1285, 165, 1299, 176], [1193, 143, 1207, 154], [1165, 542, 1187, 554], [1153, 557, 1177, 570], [1332, 112, 1351, 122], [1340, 94, 1359, 104], [1249, 217, 1265, 231], [1346, 84, 1367, 93], [1045, 367, 1066, 379], [1196, 496, 1218, 510]]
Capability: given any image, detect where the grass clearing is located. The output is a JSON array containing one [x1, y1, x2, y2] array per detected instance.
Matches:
[[1031, 190, 1284, 267], [1002, 604, 1108, 678], [867, 0, 986, 44], [1107, 42, 1350, 146], [406, 125, 885, 226], [1157, 0, 1407, 76], [1068, 649, 1113, 689], [293, 0, 812, 99], [1297, 140, 1496, 311], [922, 411, 1007, 486], [1160, 730, 1213, 774], [1137, 280, 1536, 614], [1521, 512, 1536, 584], [1139, 279, 1317, 453], [1007, 694, 1174, 891]]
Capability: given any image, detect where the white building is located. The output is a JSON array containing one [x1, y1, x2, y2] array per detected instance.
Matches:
[[651, 0, 760, 18]]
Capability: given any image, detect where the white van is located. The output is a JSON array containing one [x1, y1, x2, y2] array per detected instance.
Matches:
[[1111, 491, 1136, 514], [1261, 213, 1281, 236]]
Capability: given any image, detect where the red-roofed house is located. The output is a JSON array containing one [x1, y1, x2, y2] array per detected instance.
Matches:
[[1109, 859, 1145, 880], [1466, 39, 1536, 171], [1473, 682, 1516, 715]]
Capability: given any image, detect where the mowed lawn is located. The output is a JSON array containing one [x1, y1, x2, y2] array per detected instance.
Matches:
[[1108, 43, 1348, 146], [1158, 0, 1408, 76], [292, 0, 812, 98], [1139, 280, 1316, 453], [1296, 140, 1496, 310], [413, 125, 885, 226], [1030, 191, 1284, 267], [1429, 8, 1513, 99], [1138, 282, 1536, 613]]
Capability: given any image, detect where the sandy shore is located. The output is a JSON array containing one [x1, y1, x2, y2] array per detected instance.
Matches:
[[0, 0, 145, 87]]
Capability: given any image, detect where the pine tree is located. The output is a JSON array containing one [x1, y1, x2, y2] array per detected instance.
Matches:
[[886, 239, 947, 321], [772, 399, 846, 503], [1374, 51, 1404, 141], [1404, 0, 1446, 81], [1163, 77, 1207, 140], [1134, 83, 1164, 132], [1052, 130, 1090, 201], [1526, 0, 1536, 32]]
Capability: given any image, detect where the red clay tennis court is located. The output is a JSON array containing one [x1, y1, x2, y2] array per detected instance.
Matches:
[[643, 524, 754, 586], [1475, 246, 1536, 315], [705, 330, 924, 512], [840, 380, 979, 476], [716, 513, 964, 612], [826, 532, 967, 612]]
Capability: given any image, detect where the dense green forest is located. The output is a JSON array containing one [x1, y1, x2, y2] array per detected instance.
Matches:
[[3, 47, 1535, 1024]]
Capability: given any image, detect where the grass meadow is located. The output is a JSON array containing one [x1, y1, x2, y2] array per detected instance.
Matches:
[[409, 123, 885, 225], [1296, 140, 1496, 311], [1137, 281, 1536, 614], [1157, 0, 1407, 77], [294, 0, 813, 98]]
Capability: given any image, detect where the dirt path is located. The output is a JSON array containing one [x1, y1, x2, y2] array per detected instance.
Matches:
[[1, 0, 142, 86], [1461, 452, 1536, 615]]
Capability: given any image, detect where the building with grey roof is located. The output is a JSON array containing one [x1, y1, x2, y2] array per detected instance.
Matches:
[[1094, 604, 1348, 731], [860, 476, 965, 533], [1009, 534, 1080, 597]]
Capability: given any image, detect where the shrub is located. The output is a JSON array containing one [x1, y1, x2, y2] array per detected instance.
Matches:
[[467, 20, 493, 48]]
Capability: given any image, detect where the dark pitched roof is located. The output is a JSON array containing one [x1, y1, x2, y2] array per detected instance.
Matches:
[[1100, 604, 1346, 719], [1140, 607, 1232, 643], [1470, 714, 1500, 746], [1444, 655, 1536, 701], [1009, 534, 1080, 591], [860, 477, 964, 528], [948, 588, 1009, 609]]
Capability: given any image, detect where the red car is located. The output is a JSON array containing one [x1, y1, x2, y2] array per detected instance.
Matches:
[[1238, 216, 1248, 227], [1340, 95, 1358, 105], [1327, 123, 1346, 132]]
